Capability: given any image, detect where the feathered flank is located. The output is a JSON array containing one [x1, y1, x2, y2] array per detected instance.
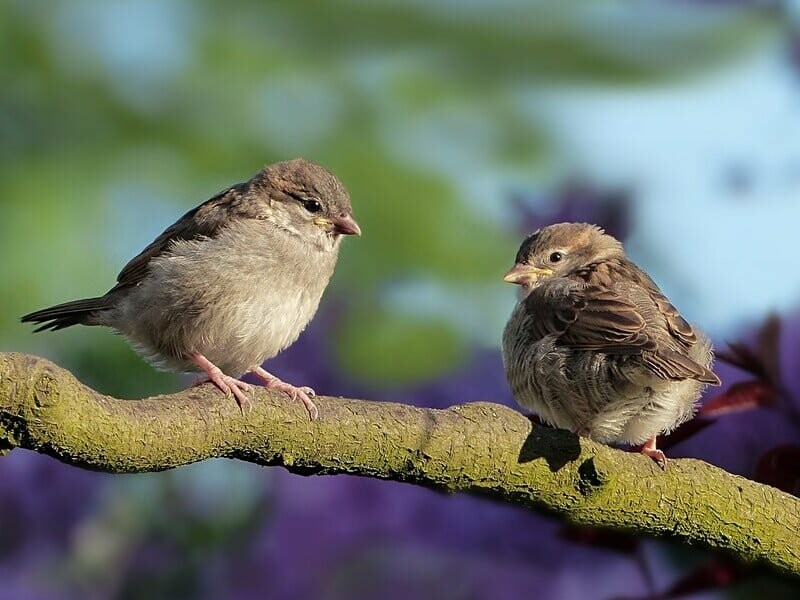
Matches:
[[21, 159, 359, 417], [502, 222, 719, 467]]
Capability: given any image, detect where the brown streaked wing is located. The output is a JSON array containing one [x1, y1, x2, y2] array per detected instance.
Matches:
[[644, 348, 721, 385], [651, 292, 697, 348], [626, 264, 698, 348], [109, 183, 248, 292], [524, 281, 719, 384], [524, 283, 655, 354]]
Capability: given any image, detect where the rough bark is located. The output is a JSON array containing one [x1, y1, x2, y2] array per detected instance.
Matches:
[[1, 352, 798, 576]]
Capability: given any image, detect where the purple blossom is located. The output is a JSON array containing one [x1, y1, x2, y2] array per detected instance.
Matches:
[[3, 187, 799, 599], [511, 182, 631, 241]]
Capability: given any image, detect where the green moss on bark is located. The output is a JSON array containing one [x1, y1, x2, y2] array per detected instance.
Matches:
[[1, 352, 799, 576]]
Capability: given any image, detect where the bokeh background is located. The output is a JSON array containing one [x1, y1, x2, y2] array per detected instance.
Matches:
[[2, 1, 800, 598]]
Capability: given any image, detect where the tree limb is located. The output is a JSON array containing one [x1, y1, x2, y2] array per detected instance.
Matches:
[[1, 352, 798, 576]]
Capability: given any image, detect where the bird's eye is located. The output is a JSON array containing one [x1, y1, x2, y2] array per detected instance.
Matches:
[[549, 252, 563, 263], [302, 199, 322, 213]]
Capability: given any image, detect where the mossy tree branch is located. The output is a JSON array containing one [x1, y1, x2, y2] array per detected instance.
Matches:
[[1, 352, 799, 576]]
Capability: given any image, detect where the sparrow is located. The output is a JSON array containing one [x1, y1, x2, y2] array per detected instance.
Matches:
[[22, 158, 360, 418], [501, 222, 720, 467]]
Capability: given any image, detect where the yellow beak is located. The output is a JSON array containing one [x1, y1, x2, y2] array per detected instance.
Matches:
[[314, 215, 362, 236], [503, 264, 553, 285]]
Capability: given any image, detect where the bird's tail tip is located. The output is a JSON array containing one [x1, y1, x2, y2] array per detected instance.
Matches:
[[21, 297, 109, 332]]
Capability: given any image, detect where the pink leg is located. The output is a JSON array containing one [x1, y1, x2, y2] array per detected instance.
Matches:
[[252, 366, 318, 420], [572, 425, 592, 438], [190, 353, 253, 412], [640, 436, 667, 470]]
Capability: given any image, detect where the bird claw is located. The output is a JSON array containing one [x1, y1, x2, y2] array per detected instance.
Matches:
[[572, 426, 592, 438], [253, 367, 319, 420], [641, 447, 667, 470], [640, 437, 667, 470], [194, 373, 253, 413], [189, 353, 253, 413]]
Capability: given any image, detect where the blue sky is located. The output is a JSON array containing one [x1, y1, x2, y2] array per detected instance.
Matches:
[[534, 42, 800, 336]]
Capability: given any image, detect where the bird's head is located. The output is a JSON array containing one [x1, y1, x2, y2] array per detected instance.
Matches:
[[254, 158, 360, 249], [503, 222, 624, 289]]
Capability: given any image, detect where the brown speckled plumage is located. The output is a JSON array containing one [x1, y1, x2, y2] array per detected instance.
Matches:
[[502, 223, 719, 466], [22, 158, 360, 417]]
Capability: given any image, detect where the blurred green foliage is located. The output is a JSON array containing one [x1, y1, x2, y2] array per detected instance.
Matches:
[[0, 0, 777, 394], [2, 3, 792, 599]]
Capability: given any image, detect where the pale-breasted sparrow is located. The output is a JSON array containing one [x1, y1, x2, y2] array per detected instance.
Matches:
[[23, 158, 360, 418]]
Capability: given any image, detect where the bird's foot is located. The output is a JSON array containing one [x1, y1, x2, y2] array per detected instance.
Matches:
[[253, 367, 318, 420], [640, 436, 667, 470], [190, 353, 253, 412], [572, 426, 592, 438]]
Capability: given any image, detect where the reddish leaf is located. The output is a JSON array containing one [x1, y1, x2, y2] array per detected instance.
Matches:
[[755, 445, 800, 496], [698, 380, 777, 417], [717, 342, 765, 379], [558, 525, 638, 554], [757, 314, 782, 385], [718, 315, 781, 385], [660, 559, 750, 598], [657, 417, 714, 450]]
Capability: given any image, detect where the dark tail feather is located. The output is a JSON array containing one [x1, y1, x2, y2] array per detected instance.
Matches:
[[645, 348, 721, 386], [21, 297, 110, 332]]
